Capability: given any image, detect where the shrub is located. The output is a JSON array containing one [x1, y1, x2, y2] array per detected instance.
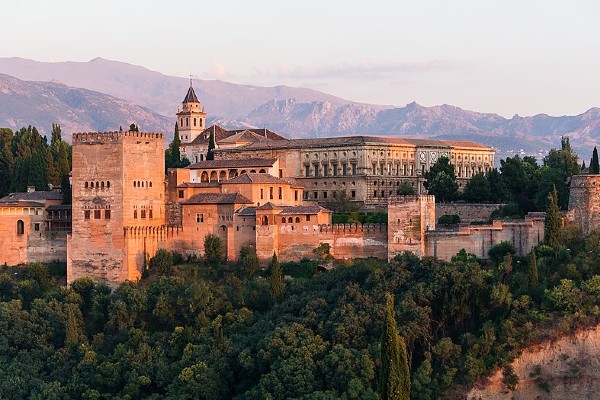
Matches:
[[148, 249, 174, 275], [438, 214, 461, 224]]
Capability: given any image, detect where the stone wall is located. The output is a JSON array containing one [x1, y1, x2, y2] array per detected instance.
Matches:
[[426, 213, 545, 261], [328, 223, 388, 259], [435, 203, 504, 223]]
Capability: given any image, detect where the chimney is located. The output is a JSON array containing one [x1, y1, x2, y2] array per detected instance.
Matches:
[[27, 186, 35, 193]]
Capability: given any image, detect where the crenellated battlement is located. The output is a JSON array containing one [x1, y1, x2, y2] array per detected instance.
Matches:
[[388, 194, 435, 205], [72, 131, 164, 144], [320, 223, 387, 234]]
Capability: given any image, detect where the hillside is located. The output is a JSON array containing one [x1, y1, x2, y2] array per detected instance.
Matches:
[[0, 73, 172, 136], [1, 57, 600, 158], [468, 325, 600, 399]]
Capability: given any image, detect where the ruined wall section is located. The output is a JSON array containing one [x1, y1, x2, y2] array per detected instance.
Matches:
[[435, 203, 503, 223], [387, 195, 436, 259], [568, 175, 600, 236], [426, 213, 545, 261]]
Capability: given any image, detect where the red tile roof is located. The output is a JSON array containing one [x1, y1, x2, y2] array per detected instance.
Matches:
[[183, 193, 252, 205], [187, 158, 277, 170]]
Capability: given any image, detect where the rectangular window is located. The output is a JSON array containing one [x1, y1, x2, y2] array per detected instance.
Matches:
[[105, 210, 111, 220], [269, 187, 274, 200], [313, 191, 318, 199], [351, 190, 356, 198], [279, 169, 283, 178], [323, 191, 328, 199], [294, 190, 298, 201], [278, 187, 282, 200], [374, 190, 378, 198], [342, 164, 347, 176], [178, 190, 184, 199], [306, 215, 311, 222], [303, 192, 308, 200], [323, 167, 329, 177], [94, 210, 101, 219], [141, 210, 146, 219], [352, 164, 357, 175], [196, 213, 204, 223], [373, 163, 377, 174], [260, 188, 264, 199], [333, 165, 338, 176], [34, 223, 40, 232], [305, 165, 310, 177], [149, 209, 153, 219], [314, 166, 319, 177]]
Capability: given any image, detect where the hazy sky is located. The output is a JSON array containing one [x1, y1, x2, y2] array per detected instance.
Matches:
[[2, 0, 599, 117]]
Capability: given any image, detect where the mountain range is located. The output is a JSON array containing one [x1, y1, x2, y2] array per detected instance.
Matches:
[[0, 57, 599, 160]]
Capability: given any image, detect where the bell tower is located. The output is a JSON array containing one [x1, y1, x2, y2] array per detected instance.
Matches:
[[176, 79, 206, 144]]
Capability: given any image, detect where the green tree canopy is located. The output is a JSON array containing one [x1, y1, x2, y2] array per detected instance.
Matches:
[[423, 156, 458, 202]]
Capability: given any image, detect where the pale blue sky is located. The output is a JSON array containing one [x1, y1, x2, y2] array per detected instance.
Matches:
[[2, 0, 599, 117]]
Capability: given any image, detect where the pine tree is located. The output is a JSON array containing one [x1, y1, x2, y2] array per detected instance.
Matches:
[[165, 123, 190, 170], [529, 249, 539, 292], [544, 184, 561, 248], [269, 252, 284, 302], [206, 128, 216, 161], [0, 129, 13, 197], [379, 293, 410, 400], [591, 146, 599, 174]]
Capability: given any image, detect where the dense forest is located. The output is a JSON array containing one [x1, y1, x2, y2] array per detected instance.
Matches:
[[0, 124, 71, 199], [0, 221, 599, 400]]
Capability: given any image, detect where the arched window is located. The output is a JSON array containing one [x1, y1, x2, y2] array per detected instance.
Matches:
[[101, 181, 104, 189], [133, 181, 136, 187], [200, 154, 204, 161], [180, 119, 183, 128], [85, 182, 88, 189], [134, 210, 138, 219], [95, 182, 99, 188], [193, 118, 197, 127], [149, 181, 152, 188], [288, 217, 293, 223], [16, 220, 24, 235], [186, 117, 189, 126], [107, 181, 110, 188], [281, 217, 286, 223], [199, 118, 203, 126], [295, 217, 300, 223]]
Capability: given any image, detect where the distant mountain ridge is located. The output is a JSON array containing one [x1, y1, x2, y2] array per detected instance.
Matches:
[[0, 57, 599, 159]]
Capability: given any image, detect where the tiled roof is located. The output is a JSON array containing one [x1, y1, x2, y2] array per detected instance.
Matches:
[[183, 193, 252, 205], [222, 173, 291, 185], [183, 86, 200, 103], [219, 130, 271, 144], [0, 191, 63, 203], [236, 206, 257, 216], [187, 158, 277, 170], [186, 125, 286, 146], [256, 202, 281, 210], [216, 135, 494, 152], [440, 140, 493, 150], [176, 182, 220, 188], [279, 205, 331, 215], [46, 205, 72, 211], [0, 201, 45, 208]]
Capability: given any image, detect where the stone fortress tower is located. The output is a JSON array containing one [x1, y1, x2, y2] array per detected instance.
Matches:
[[176, 81, 206, 144], [568, 174, 600, 236], [67, 130, 166, 284]]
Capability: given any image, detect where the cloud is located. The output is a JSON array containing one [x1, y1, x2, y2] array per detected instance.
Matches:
[[250, 60, 458, 81], [205, 62, 228, 80]]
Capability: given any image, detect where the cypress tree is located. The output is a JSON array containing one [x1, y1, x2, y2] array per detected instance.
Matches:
[[269, 252, 284, 302], [65, 303, 81, 346], [379, 293, 410, 400], [544, 184, 561, 248], [206, 128, 216, 161], [61, 173, 71, 205], [591, 147, 599, 174], [529, 249, 539, 292]]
